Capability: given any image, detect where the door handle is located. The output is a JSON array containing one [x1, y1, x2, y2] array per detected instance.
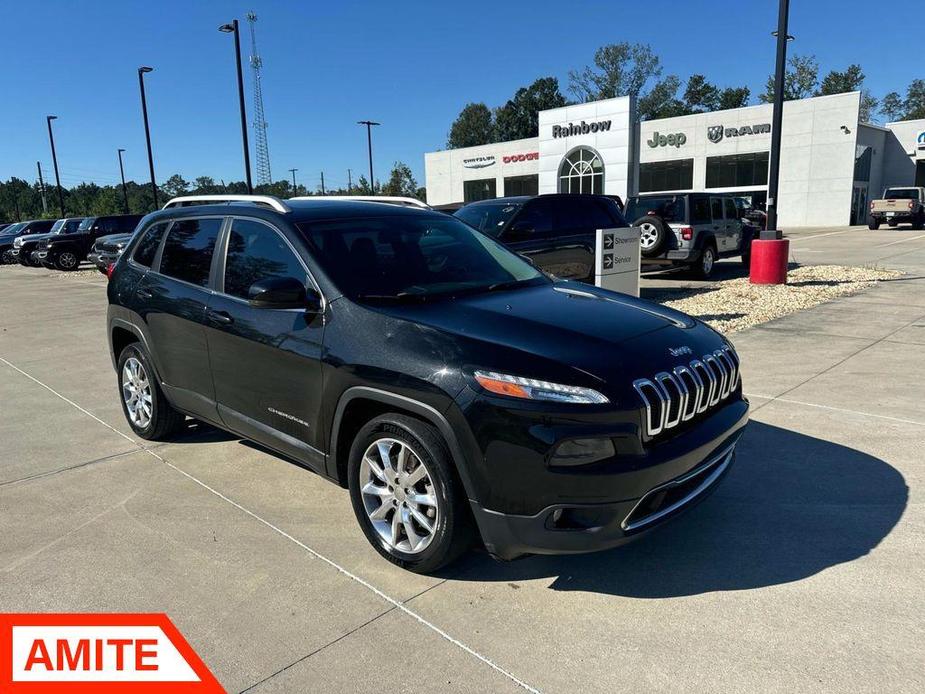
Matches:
[[136, 288, 153, 299], [207, 309, 234, 325]]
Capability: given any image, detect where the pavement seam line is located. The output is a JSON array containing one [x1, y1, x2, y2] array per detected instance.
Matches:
[[0, 446, 154, 488], [745, 393, 925, 427], [0, 355, 541, 694]]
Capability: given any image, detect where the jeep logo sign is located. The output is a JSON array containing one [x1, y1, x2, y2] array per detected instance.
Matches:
[[708, 123, 771, 143], [552, 120, 612, 138], [647, 131, 687, 148]]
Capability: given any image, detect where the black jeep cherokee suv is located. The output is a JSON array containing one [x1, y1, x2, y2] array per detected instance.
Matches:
[[39, 214, 143, 270], [454, 194, 626, 282], [107, 197, 748, 572]]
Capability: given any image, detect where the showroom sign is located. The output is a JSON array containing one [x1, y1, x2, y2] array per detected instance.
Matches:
[[708, 123, 771, 143], [502, 152, 539, 163], [552, 120, 612, 138], [0, 613, 224, 692], [462, 155, 495, 169], [647, 131, 687, 148]]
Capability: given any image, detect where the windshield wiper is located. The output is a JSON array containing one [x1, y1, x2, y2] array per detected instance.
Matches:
[[485, 279, 531, 293]]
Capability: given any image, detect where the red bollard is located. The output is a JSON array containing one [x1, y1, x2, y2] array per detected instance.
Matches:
[[749, 238, 789, 284]]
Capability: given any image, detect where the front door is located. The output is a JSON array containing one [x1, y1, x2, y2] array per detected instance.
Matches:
[[134, 217, 223, 420], [204, 217, 326, 470]]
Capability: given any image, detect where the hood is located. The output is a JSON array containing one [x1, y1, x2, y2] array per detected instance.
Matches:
[[373, 281, 726, 389], [16, 232, 56, 246]]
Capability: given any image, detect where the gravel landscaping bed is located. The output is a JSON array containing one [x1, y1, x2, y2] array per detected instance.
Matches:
[[647, 264, 902, 334]]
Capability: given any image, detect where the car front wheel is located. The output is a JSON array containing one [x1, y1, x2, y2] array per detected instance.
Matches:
[[54, 251, 79, 271], [1, 249, 13, 264], [348, 414, 473, 573]]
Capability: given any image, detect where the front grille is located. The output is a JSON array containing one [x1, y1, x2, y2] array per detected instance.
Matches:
[[37, 240, 49, 250], [633, 346, 739, 438]]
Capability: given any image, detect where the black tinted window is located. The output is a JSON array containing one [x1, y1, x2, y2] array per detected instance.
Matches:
[[159, 218, 221, 286], [223, 220, 306, 300], [691, 197, 712, 224], [711, 198, 724, 221], [555, 197, 617, 229], [133, 222, 169, 267], [513, 198, 554, 233]]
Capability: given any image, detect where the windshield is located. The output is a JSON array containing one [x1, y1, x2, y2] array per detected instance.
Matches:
[[2, 223, 26, 236], [78, 217, 95, 231], [454, 202, 522, 238], [299, 215, 545, 301], [624, 196, 687, 223], [884, 188, 918, 200]]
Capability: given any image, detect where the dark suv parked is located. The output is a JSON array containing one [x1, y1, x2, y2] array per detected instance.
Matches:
[[454, 194, 627, 282], [108, 196, 748, 572], [0, 219, 55, 264], [624, 193, 754, 278], [39, 214, 143, 270], [16, 217, 85, 266]]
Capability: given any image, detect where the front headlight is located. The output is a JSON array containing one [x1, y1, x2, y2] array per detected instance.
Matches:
[[474, 370, 609, 405]]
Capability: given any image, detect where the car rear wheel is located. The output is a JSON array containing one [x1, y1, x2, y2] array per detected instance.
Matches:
[[693, 243, 717, 279], [54, 251, 79, 271], [117, 343, 184, 440], [348, 414, 473, 573], [867, 217, 880, 230], [634, 216, 668, 257]]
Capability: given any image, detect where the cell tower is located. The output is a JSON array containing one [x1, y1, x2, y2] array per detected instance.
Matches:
[[246, 11, 272, 185]]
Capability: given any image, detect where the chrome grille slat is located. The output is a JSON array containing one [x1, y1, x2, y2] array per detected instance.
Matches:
[[635, 346, 739, 438]]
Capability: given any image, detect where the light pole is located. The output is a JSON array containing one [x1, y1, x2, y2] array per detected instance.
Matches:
[[750, 0, 792, 284], [138, 66, 159, 209], [289, 168, 298, 192], [46, 115, 65, 217], [117, 148, 129, 213], [357, 120, 380, 193], [219, 19, 253, 194]]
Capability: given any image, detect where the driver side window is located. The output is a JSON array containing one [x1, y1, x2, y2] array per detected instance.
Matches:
[[223, 219, 307, 300]]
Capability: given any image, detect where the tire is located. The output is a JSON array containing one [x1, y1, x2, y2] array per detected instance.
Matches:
[[912, 213, 924, 231], [117, 343, 184, 440], [693, 243, 717, 279], [868, 217, 880, 230], [347, 413, 474, 573], [54, 251, 80, 271], [1, 249, 13, 264], [634, 216, 668, 258]]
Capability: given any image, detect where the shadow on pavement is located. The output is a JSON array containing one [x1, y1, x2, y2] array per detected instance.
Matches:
[[447, 421, 907, 597]]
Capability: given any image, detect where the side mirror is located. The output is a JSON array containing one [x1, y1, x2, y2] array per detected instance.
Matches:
[[248, 276, 321, 311]]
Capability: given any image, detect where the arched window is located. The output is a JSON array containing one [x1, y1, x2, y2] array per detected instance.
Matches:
[[558, 147, 604, 194]]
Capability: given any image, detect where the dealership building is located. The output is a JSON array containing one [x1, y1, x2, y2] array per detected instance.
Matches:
[[424, 92, 925, 226]]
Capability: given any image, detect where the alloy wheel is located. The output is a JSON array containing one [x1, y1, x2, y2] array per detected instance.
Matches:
[[121, 357, 152, 428], [359, 437, 439, 554], [58, 252, 78, 269], [639, 222, 659, 250], [702, 248, 715, 275]]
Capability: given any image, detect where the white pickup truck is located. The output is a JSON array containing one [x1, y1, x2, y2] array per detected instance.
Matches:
[[868, 187, 925, 230]]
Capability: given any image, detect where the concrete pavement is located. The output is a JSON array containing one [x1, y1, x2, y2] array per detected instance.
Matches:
[[1, 226, 923, 692]]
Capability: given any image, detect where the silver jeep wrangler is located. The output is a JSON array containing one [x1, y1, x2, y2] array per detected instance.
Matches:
[[625, 193, 757, 279]]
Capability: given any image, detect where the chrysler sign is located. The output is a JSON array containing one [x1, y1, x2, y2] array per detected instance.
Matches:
[[462, 155, 495, 169], [708, 123, 771, 143], [552, 120, 612, 138]]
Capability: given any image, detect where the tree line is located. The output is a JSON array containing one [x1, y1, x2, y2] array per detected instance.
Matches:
[[447, 42, 925, 149], [0, 161, 423, 222]]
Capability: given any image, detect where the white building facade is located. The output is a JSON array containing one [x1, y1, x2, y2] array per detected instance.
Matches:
[[424, 92, 925, 227]]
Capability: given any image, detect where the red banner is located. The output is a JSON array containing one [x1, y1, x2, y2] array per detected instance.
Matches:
[[0, 614, 224, 693]]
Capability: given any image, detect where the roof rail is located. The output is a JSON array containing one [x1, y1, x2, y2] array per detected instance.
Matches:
[[162, 195, 291, 213], [289, 195, 430, 209]]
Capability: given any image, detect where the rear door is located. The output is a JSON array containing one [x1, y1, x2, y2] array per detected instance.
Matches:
[[132, 216, 223, 419], [204, 216, 326, 469], [723, 197, 741, 252], [709, 197, 725, 251]]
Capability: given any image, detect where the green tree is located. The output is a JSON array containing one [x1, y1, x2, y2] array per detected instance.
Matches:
[[717, 86, 750, 110], [160, 174, 190, 199], [815, 64, 877, 121], [683, 74, 720, 112], [568, 42, 662, 103], [447, 103, 495, 148], [494, 77, 567, 141], [760, 55, 819, 103], [381, 161, 419, 198], [881, 91, 904, 121], [904, 79, 925, 119], [638, 76, 687, 120]]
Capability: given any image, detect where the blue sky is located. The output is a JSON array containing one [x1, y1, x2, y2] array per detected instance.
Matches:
[[0, 0, 911, 192]]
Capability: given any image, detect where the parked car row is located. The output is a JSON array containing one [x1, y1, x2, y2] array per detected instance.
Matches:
[[0, 214, 143, 271]]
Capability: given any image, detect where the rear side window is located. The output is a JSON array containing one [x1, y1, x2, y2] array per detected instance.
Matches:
[[724, 198, 738, 221], [223, 219, 306, 300], [513, 198, 555, 233], [710, 198, 724, 222], [159, 218, 222, 286], [132, 222, 169, 267], [556, 198, 619, 230], [691, 197, 711, 224]]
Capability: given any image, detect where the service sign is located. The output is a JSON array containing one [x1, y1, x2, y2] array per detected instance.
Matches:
[[595, 227, 640, 297], [0, 613, 224, 692]]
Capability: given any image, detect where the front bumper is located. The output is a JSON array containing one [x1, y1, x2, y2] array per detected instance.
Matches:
[[468, 399, 749, 560]]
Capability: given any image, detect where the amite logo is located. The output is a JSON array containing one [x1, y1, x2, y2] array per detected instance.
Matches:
[[0, 613, 224, 692]]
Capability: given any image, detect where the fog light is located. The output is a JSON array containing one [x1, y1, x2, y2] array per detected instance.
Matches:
[[550, 438, 615, 467]]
